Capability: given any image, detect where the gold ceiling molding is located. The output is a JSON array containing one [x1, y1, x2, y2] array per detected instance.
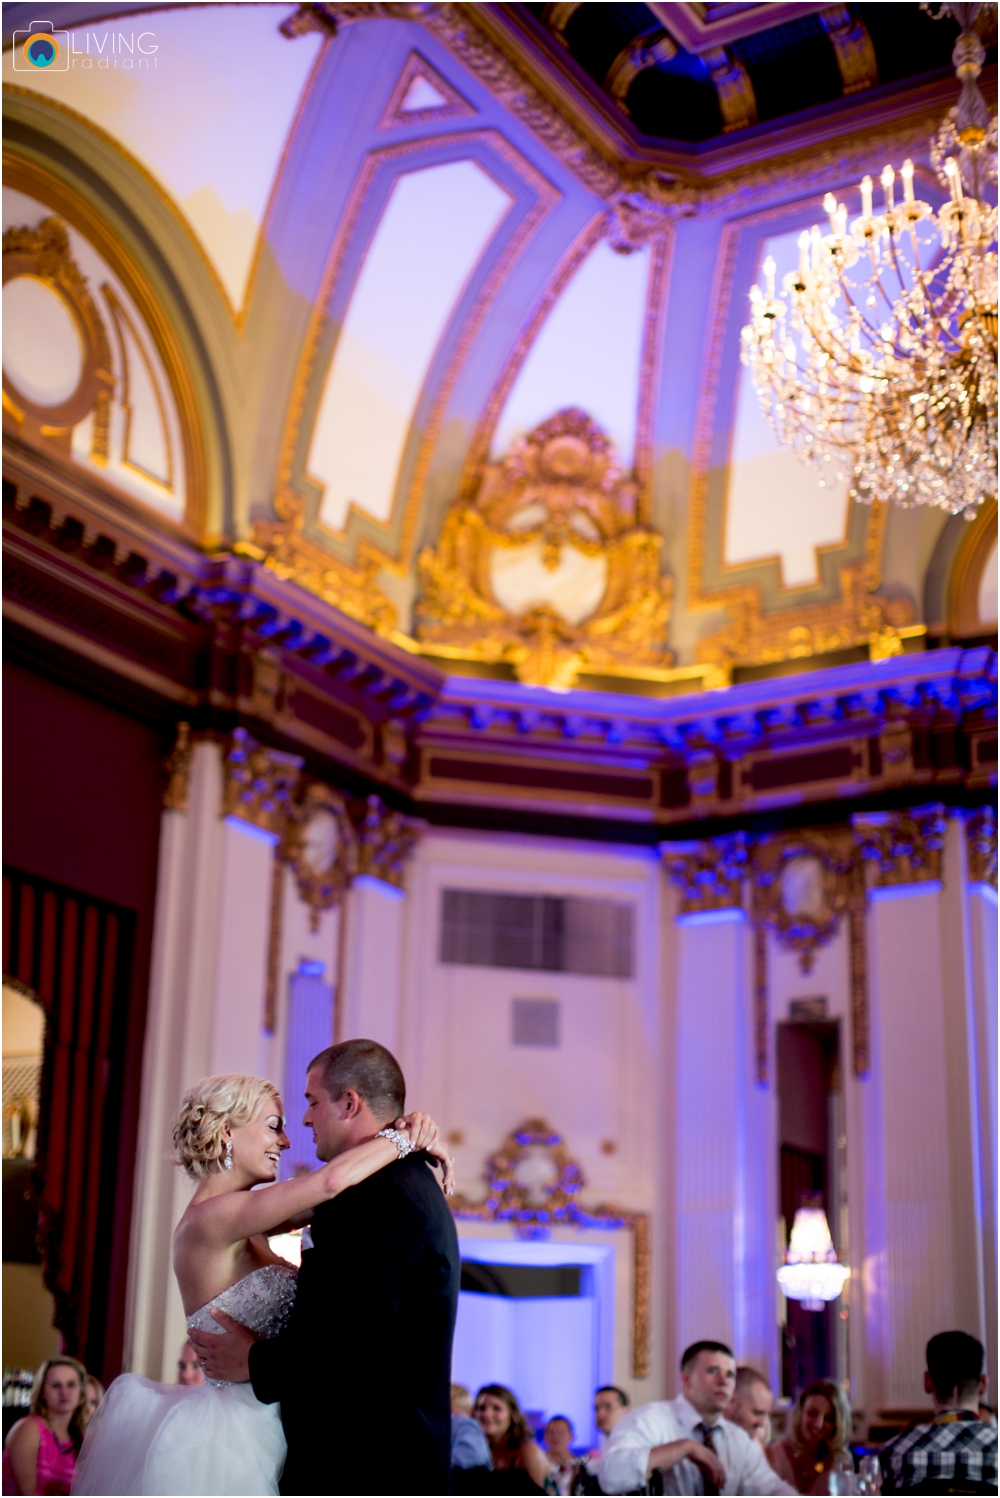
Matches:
[[819, 6, 878, 96], [285, 4, 961, 217], [2, 151, 209, 541], [416, 409, 673, 689], [2, 217, 114, 463], [266, 129, 557, 591], [4, 84, 259, 337], [686, 201, 915, 673], [246, 491, 398, 634], [949, 497, 998, 639], [451, 1117, 651, 1379]]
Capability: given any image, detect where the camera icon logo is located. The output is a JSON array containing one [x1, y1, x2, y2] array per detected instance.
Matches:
[[13, 20, 70, 71]]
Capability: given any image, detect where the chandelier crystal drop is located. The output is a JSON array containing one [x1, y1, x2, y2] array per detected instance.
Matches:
[[777, 1204, 850, 1312], [741, 14, 997, 519]]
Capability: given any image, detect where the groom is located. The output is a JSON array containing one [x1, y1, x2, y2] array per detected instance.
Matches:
[[190, 1039, 460, 1495]]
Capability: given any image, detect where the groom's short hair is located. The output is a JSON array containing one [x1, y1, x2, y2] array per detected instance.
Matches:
[[308, 1039, 405, 1119]]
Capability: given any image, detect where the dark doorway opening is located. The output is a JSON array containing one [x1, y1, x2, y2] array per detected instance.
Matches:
[[777, 1018, 844, 1397]]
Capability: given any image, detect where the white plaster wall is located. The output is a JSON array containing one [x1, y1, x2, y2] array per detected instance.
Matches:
[[339, 874, 406, 1052], [398, 828, 664, 1402]]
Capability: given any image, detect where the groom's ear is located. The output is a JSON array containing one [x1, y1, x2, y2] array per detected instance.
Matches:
[[340, 1087, 363, 1119]]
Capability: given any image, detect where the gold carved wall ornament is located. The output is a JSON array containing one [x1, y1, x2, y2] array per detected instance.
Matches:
[[749, 830, 868, 1080], [750, 832, 858, 974], [2, 218, 114, 462], [416, 409, 673, 689], [162, 722, 193, 812], [662, 834, 748, 914], [357, 794, 421, 889], [284, 781, 359, 930], [965, 805, 998, 889], [452, 1118, 651, 1379], [853, 804, 947, 888], [222, 728, 304, 835]]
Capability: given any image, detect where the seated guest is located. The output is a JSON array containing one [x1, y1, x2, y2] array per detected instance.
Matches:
[[453, 1383, 493, 1478], [176, 1341, 204, 1387], [544, 1416, 579, 1496], [879, 1331, 997, 1494], [577, 1387, 633, 1490], [475, 1384, 553, 1493], [1, 1357, 87, 1497], [594, 1388, 630, 1444], [766, 1381, 853, 1493], [600, 1340, 796, 1495], [82, 1376, 104, 1428], [726, 1368, 775, 1448]]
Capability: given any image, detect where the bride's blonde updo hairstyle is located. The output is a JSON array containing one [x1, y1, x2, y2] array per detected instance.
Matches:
[[173, 1074, 280, 1179]]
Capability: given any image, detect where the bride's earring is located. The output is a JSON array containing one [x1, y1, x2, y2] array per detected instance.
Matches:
[[223, 1139, 233, 1171]]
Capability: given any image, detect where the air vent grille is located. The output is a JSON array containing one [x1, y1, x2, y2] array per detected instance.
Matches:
[[440, 890, 633, 977]]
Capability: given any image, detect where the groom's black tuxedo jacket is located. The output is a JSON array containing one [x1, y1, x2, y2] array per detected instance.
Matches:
[[249, 1150, 459, 1496]]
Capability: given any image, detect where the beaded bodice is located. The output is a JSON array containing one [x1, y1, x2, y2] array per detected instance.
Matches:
[[186, 1263, 298, 1385]]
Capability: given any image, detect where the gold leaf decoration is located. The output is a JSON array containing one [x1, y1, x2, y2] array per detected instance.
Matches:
[[416, 408, 673, 688]]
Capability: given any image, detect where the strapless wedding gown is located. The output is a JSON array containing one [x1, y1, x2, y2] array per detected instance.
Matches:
[[73, 1263, 297, 1496]]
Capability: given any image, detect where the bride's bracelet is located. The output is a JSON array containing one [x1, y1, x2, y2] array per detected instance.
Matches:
[[376, 1126, 416, 1159]]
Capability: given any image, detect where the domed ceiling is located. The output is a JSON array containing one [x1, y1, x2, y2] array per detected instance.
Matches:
[[3, 1, 996, 698]]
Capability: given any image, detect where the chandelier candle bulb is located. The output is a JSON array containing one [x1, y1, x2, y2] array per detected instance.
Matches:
[[944, 156, 964, 203], [881, 165, 895, 212], [798, 230, 810, 274], [763, 255, 776, 300], [860, 174, 873, 218], [901, 159, 915, 203], [824, 192, 838, 231]]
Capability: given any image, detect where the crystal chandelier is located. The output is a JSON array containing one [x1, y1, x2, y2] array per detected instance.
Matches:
[[778, 1204, 850, 1312], [741, 6, 997, 519]]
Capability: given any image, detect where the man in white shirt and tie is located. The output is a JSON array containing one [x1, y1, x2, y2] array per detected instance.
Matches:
[[599, 1341, 797, 1496]]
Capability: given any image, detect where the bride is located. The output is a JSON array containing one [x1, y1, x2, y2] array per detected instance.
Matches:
[[73, 1073, 453, 1496]]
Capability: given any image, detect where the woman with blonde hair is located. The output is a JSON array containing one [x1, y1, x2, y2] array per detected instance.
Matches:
[[2, 1356, 88, 1495], [766, 1379, 853, 1494], [73, 1072, 451, 1496]]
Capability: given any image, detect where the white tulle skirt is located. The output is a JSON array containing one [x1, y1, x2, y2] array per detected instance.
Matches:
[[72, 1373, 286, 1496]]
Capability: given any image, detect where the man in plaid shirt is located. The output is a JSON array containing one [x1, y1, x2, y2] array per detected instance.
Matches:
[[880, 1331, 997, 1493]]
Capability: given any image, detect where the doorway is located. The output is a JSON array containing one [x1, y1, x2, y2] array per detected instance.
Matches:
[[452, 1237, 615, 1447], [777, 1018, 845, 1397]]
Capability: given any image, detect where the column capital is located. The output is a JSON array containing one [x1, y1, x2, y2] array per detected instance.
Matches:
[[853, 803, 947, 888], [661, 833, 748, 914], [357, 795, 422, 890], [965, 805, 998, 889], [223, 728, 303, 835]]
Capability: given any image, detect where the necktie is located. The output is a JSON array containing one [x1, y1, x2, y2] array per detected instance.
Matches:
[[696, 1423, 720, 1496]]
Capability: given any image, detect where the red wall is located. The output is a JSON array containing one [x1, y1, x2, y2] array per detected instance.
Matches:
[[3, 661, 165, 1378]]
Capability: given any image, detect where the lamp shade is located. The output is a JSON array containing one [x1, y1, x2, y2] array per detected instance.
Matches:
[[777, 1205, 849, 1311]]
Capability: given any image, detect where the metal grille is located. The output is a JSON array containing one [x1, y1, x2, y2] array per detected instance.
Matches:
[[512, 998, 560, 1047], [440, 890, 633, 977]]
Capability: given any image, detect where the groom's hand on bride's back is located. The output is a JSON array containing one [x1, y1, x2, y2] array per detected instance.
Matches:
[[396, 1113, 455, 1195], [187, 1311, 258, 1384]]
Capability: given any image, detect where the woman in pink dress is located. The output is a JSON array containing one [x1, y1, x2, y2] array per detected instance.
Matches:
[[2, 1358, 87, 1496]]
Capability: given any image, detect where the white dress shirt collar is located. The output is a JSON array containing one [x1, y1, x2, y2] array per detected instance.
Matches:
[[672, 1395, 724, 1437]]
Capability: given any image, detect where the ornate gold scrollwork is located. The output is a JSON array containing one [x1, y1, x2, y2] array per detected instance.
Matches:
[[284, 781, 358, 931], [853, 805, 947, 887], [662, 834, 749, 913], [247, 492, 397, 636], [965, 805, 998, 888], [416, 409, 673, 689], [162, 721, 193, 812], [2, 218, 114, 461], [222, 728, 303, 835], [451, 1118, 651, 1379], [751, 831, 858, 973], [357, 794, 421, 888]]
